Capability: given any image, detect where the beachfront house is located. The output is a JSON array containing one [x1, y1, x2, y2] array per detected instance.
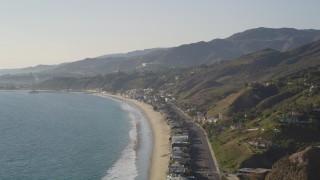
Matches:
[[171, 128, 188, 136], [172, 135, 189, 148]]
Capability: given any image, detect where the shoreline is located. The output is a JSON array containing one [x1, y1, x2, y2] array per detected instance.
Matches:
[[96, 93, 170, 180]]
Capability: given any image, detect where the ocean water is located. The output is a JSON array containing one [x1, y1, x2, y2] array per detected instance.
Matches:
[[0, 91, 152, 180]]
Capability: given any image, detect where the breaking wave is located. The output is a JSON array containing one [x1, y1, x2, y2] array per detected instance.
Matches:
[[102, 102, 138, 180]]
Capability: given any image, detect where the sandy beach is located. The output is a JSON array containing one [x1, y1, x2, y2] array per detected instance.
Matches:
[[97, 93, 170, 180]]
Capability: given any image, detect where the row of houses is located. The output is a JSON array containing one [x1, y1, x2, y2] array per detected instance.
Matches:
[[162, 107, 194, 179]]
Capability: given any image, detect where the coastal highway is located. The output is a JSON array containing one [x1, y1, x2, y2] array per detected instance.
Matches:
[[169, 103, 220, 180]]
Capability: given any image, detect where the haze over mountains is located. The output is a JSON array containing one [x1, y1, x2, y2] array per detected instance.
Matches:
[[1, 27, 320, 78]]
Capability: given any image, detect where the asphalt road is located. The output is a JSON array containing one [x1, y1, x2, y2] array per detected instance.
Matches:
[[169, 103, 220, 180]]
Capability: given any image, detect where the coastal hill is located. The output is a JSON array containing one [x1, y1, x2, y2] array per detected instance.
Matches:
[[33, 39, 320, 94], [169, 40, 320, 113]]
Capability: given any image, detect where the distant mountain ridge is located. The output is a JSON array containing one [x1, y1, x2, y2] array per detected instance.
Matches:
[[40, 27, 320, 75], [0, 65, 59, 76], [95, 48, 168, 59], [1, 27, 320, 77]]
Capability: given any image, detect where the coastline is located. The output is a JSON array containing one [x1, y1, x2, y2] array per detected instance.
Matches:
[[96, 93, 170, 180]]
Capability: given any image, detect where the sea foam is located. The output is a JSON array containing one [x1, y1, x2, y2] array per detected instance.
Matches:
[[102, 102, 138, 180]]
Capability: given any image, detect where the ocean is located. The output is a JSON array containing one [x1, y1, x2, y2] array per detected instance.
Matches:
[[0, 91, 152, 180]]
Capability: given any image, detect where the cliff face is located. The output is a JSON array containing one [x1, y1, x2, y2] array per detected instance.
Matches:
[[266, 147, 320, 180]]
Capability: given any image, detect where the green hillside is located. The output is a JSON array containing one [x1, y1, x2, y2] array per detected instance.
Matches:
[[207, 68, 320, 172]]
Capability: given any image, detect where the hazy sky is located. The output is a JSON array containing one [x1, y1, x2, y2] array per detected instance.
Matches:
[[1, 0, 320, 69]]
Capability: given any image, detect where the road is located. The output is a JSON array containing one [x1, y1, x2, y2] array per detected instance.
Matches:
[[169, 103, 220, 180]]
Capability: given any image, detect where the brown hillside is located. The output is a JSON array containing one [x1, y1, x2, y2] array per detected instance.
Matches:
[[266, 146, 320, 180]]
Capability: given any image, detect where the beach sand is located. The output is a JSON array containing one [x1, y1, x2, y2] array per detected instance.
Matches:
[[98, 93, 170, 180]]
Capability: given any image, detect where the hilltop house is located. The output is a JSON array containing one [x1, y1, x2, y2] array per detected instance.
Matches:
[[237, 168, 271, 180], [247, 139, 272, 149], [280, 115, 306, 124]]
